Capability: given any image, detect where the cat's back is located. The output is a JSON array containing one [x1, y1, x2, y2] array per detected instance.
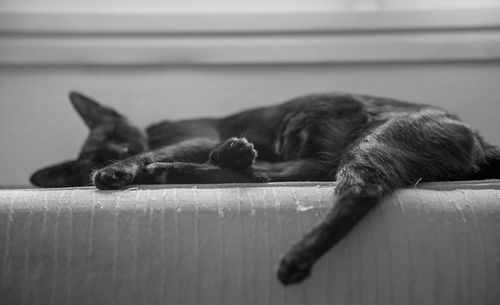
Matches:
[[280, 92, 431, 114], [145, 92, 438, 150], [146, 118, 220, 149]]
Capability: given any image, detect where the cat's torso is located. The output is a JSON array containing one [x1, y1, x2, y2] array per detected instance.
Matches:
[[146, 93, 433, 175]]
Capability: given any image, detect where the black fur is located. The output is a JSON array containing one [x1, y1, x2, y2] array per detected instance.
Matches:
[[31, 91, 500, 285]]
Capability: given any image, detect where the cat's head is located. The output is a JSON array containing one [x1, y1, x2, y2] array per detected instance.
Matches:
[[30, 92, 148, 187]]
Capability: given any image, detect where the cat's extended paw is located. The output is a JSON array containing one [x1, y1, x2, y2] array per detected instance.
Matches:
[[92, 166, 136, 190], [209, 137, 258, 169], [277, 253, 313, 285]]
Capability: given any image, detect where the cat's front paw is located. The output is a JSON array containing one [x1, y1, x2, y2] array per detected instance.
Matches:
[[277, 253, 313, 285], [209, 137, 258, 169], [92, 166, 136, 190]]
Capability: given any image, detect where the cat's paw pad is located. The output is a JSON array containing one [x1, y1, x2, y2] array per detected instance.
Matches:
[[209, 137, 257, 169], [92, 166, 135, 190], [277, 253, 313, 285]]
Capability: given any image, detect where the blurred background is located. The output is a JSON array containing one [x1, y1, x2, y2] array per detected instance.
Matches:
[[0, 0, 500, 187]]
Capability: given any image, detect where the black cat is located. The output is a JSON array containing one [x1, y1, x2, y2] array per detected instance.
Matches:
[[31, 91, 500, 285]]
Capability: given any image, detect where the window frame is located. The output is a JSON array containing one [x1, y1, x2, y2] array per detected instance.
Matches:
[[0, 8, 499, 66]]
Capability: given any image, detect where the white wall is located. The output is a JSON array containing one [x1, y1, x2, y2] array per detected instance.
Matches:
[[1, 6, 500, 187]]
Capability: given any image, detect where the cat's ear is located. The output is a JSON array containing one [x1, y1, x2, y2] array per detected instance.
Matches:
[[30, 160, 79, 187], [69, 91, 125, 129]]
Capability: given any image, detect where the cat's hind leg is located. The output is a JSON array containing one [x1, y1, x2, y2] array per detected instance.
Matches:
[[277, 109, 486, 285], [278, 179, 387, 284]]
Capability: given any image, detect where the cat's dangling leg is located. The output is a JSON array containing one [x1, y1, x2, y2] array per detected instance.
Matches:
[[277, 109, 487, 285], [277, 172, 389, 285]]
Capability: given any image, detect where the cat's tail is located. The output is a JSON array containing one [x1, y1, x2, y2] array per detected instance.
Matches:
[[468, 141, 500, 180], [476, 157, 500, 179], [277, 175, 390, 285]]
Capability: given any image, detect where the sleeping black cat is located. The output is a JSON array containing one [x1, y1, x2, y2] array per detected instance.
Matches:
[[31, 91, 500, 285]]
